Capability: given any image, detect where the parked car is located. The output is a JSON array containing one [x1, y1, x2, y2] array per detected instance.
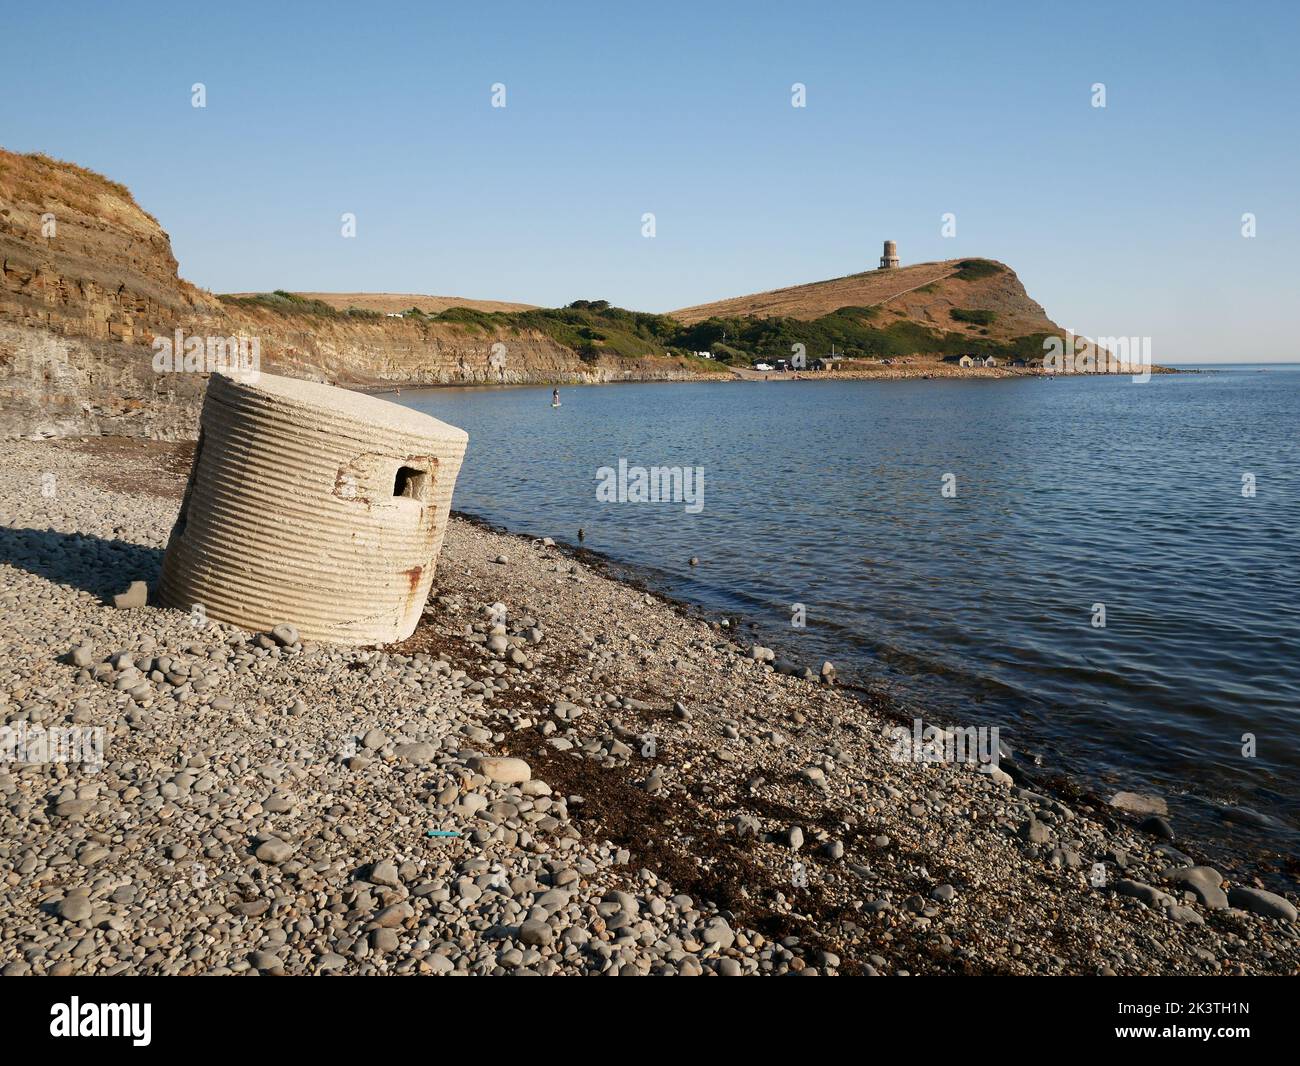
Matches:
[[753, 362, 774, 371]]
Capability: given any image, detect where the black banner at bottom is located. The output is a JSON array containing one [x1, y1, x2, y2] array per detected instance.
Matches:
[[0, 975, 1287, 1050]]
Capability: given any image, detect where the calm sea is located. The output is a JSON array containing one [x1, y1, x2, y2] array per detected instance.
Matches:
[[398, 366, 1300, 855]]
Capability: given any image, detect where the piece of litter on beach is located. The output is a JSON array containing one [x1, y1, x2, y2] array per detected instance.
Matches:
[[426, 830, 461, 837]]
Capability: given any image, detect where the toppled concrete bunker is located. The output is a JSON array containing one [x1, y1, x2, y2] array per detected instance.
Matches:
[[159, 371, 469, 645]]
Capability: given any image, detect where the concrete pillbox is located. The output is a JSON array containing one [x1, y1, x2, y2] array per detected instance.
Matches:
[[159, 371, 468, 645]]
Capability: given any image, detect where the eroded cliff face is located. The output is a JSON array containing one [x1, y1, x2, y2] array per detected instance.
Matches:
[[0, 149, 711, 439]]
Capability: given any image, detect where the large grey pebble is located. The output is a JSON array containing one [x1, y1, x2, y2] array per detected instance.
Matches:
[[1228, 886, 1297, 921]]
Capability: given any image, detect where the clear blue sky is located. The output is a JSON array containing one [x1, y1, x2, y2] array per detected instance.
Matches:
[[3, 0, 1297, 361]]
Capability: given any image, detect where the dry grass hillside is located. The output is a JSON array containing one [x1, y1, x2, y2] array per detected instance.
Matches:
[[672, 258, 1062, 342], [245, 292, 538, 315]]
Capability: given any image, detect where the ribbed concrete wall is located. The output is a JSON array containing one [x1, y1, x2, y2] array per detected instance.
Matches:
[[159, 371, 468, 645]]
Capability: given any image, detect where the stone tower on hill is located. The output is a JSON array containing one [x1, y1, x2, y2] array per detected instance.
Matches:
[[879, 240, 899, 269]]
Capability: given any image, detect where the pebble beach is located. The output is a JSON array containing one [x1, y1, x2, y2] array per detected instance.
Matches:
[[1, 437, 1297, 976]]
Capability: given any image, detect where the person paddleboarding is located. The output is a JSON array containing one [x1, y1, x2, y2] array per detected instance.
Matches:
[[551, 388, 561, 408]]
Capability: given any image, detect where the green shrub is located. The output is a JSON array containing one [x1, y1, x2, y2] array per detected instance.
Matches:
[[434, 306, 496, 331], [217, 291, 341, 317], [708, 342, 749, 365], [952, 259, 1003, 282]]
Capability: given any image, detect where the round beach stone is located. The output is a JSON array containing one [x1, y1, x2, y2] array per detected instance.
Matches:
[[270, 623, 299, 646], [370, 859, 401, 887], [468, 756, 531, 784], [395, 741, 438, 764], [702, 917, 735, 949], [519, 919, 553, 946], [57, 895, 93, 922], [255, 838, 294, 864], [1228, 886, 1297, 921], [1163, 866, 1228, 909]]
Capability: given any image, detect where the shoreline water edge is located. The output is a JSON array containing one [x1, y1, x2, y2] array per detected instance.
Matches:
[[0, 435, 1296, 976]]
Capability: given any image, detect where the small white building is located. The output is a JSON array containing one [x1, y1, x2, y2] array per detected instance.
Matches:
[[958, 355, 976, 368]]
